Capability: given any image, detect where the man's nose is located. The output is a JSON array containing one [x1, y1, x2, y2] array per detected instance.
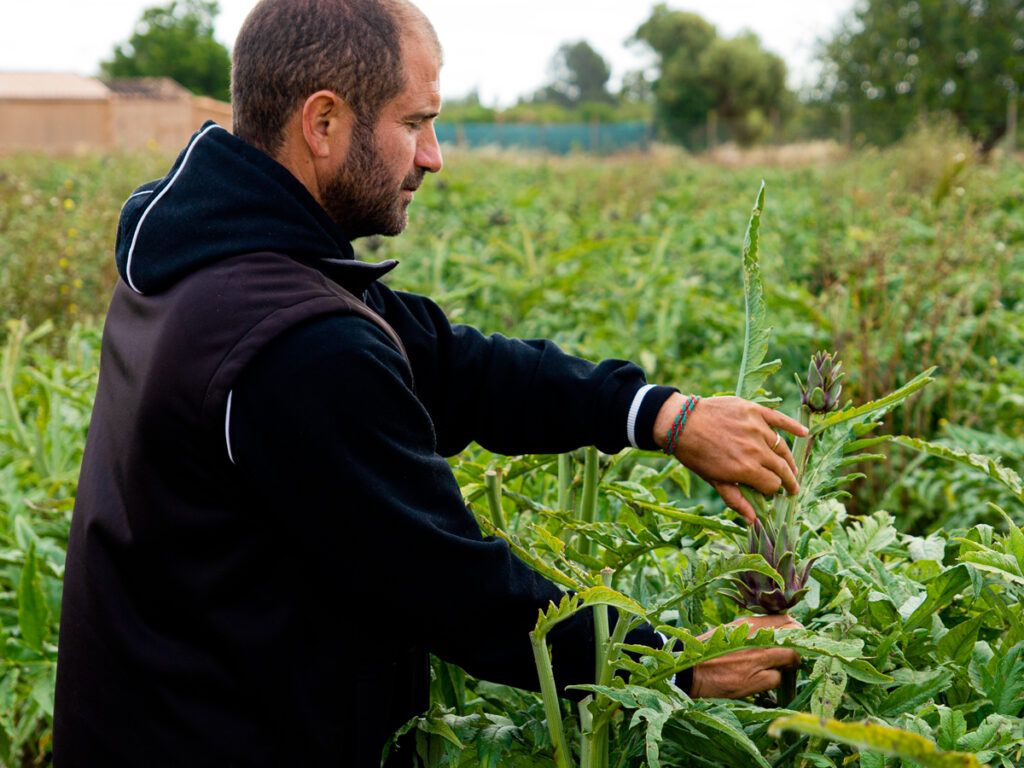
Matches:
[[416, 124, 443, 174]]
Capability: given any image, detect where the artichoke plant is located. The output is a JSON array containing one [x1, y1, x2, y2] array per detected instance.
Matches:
[[723, 352, 844, 616]]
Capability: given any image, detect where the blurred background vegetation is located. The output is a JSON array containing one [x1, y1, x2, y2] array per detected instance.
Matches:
[[84, 0, 1024, 152]]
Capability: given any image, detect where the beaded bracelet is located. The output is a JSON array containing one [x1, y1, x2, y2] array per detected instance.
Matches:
[[664, 395, 701, 455]]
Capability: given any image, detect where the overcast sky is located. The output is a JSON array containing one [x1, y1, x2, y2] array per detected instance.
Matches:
[[0, 0, 854, 105]]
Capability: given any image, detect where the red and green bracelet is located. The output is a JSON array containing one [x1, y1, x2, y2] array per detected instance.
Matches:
[[664, 395, 701, 455]]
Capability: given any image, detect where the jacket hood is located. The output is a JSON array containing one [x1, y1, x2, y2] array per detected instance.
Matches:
[[115, 121, 396, 295]]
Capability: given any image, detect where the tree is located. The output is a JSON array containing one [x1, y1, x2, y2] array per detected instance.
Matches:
[[632, 4, 789, 146], [535, 40, 614, 107], [698, 34, 788, 145], [817, 0, 1024, 150], [101, 0, 231, 102]]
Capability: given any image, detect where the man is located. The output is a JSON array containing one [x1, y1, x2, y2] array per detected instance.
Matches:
[[53, 0, 807, 765]]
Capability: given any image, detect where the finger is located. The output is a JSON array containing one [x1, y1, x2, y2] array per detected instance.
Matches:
[[761, 450, 800, 496], [760, 406, 808, 437], [715, 482, 756, 525], [771, 432, 799, 477], [745, 465, 785, 497]]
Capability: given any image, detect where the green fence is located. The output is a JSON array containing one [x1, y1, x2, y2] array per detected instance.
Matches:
[[435, 121, 654, 155]]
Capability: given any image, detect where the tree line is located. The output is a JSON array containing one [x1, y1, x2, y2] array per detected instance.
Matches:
[[103, 0, 1023, 151]]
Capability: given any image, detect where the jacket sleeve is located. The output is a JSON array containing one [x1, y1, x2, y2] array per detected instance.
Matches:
[[365, 285, 677, 458], [229, 314, 661, 695]]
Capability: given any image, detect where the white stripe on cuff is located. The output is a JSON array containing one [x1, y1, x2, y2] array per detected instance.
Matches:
[[225, 390, 236, 465], [626, 384, 655, 449]]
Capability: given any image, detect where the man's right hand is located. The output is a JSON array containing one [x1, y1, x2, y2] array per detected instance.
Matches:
[[689, 614, 802, 699], [654, 394, 808, 524]]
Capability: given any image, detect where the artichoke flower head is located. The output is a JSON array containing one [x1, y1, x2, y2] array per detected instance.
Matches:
[[720, 517, 816, 615], [797, 351, 844, 414]]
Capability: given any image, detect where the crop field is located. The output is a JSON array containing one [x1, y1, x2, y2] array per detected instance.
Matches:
[[1, 126, 1024, 767]]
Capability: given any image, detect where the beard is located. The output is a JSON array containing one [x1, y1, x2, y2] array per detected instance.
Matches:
[[318, 120, 424, 240]]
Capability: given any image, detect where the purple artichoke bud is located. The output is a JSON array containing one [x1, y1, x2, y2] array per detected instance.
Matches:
[[720, 519, 818, 615], [797, 351, 844, 414]]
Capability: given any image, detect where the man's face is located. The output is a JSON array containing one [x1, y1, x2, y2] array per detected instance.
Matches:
[[320, 31, 443, 239]]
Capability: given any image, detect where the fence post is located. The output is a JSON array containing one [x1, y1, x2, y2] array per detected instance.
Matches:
[[707, 109, 718, 152], [840, 103, 851, 150], [589, 118, 599, 153]]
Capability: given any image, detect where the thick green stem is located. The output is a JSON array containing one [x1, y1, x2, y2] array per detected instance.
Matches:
[[586, 569, 615, 768], [579, 447, 600, 559], [531, 630, 574, 768], [577, 697, 593, 768], [591, 606, 636, 736], [778, 408, 815, 530], [558, 453, 573, 514], [593, 569, 613, 679], [484, 469, 507, 531]]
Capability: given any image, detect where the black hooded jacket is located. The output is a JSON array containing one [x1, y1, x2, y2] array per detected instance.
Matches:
[[53, 123, 677, 767]]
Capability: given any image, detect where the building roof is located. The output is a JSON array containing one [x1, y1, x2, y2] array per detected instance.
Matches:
[[0, 72, 110, 100], [105, 77, 190, 99]]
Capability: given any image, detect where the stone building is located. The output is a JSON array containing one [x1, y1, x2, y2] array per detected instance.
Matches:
[[0, 72, 231, 154]]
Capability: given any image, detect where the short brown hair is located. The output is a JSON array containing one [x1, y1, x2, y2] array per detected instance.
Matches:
[[231, 0, 438, 155]]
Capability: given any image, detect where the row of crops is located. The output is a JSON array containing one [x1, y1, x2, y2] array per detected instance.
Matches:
[[1, 126, 1023, 766]]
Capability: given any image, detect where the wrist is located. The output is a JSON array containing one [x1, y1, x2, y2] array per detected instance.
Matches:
[[654, 393, 701, 455]]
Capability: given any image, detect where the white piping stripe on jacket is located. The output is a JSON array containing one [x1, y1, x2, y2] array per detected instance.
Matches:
[[121, 189, 153, 210], [626, 384, 655, 449], [225, 390, 236, 465], [124, 122, 223, 294]]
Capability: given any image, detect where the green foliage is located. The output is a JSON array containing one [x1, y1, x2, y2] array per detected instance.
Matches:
[[402, 180, 1024, 767], [632, 6, 790, 146], [734, 181, 780, 402], [769, 714, 986, 767], [2, 147, 1023, 766], [0, 320, 97, 765], [534, 41, 615, 108], [817, 0, 1024, 150], [100, 0, 231, 101]]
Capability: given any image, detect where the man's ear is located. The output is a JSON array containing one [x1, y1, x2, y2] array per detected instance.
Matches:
[[300, 90, 355, 160]]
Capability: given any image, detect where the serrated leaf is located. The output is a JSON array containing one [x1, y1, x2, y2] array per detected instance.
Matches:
[[891, 435, 1024, 501], [29, 665, 56, 717], [769, 714, 986, 767], [534, 586, 645, 639], [17, 541, 48, 652], [959, 549, 1024, 585], [991, 641, 1024, 716], [603, 491, 737, 533], [935, 707, 968, 752], [905, 565, 973, 632], [937, 615, 986, 666], [476, 514, 584, 591], [735, 181, 775, 401], [809, 656, 847, 755], [686, 709, 772, 768], [476, 718, 519, 768], [876, 667, 954, 717], [810, 369, 935, 436]]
